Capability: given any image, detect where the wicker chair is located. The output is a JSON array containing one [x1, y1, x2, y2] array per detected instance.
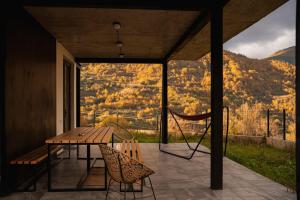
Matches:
[[99, 144, 156, 199]]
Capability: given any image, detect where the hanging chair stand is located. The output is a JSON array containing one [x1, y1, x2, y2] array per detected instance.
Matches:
[[159, 106, 230, 160]]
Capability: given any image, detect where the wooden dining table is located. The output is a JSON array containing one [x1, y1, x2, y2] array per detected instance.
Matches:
[[45, 127, 114, 192]]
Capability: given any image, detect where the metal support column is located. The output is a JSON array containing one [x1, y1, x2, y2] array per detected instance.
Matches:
[[161, 62, 168, 144], [76, 66, 80, 127], [283, 109, 286, 140], [267, 109, 270, 137], [210, 1, 223, 190]]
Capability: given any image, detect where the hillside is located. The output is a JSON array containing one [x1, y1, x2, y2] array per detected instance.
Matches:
[[80, 49, 295, 132], [266, 46, 295, 65]]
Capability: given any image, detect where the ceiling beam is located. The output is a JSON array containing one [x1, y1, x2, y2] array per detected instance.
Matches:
[[163, 10, 210, 61], [75, 57, 163, 64], [163, 0, 229, 61], [22, 0, 213, 11]]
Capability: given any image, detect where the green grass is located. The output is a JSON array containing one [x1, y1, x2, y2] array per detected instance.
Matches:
[[224, 141, 295, 190], [133, 133, 296, 190]]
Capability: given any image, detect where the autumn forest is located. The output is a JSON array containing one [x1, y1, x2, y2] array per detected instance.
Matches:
[[80, 46, 296, 140]]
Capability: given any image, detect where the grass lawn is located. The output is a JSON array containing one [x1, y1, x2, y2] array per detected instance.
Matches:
[[133, 133, 296, 190]]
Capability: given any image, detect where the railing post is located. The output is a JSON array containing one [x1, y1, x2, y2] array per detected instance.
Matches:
[[116, 111, 119, 126], [156, 114, 159, 131], [205, 109, 208, 129], [283, 109, 286, 140], [267, 109, 270, 137], [93, 110, 96, 127]]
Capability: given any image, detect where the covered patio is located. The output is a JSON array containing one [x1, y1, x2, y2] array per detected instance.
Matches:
[[1, 144, 296, 199], [1, 0, 299, 199]]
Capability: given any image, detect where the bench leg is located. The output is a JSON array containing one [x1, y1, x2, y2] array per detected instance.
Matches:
[[68, 144, 71, 159], [48, 144, 52, 191]]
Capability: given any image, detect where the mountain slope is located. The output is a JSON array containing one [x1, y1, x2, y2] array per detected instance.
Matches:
[[80, 49, 295, 127], [266, 46, 295, 65]]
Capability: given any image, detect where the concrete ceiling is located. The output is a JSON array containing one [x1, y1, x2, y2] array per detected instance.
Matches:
[[172, 0, 289, 60], [25, 0, 288, 61], [25, 7, 200, 59]]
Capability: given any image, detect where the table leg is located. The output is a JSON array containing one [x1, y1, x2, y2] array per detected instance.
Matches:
[[87, 144, 90, 173], [47, 144, 52, 191], [68, 143, 71, 159], [104, 162, 107, 190], [77, 144, 79, 159]]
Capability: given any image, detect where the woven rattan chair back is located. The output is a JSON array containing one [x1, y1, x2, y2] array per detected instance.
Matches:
[[99, 144, 123, 183], [99, 144, 156, 200]]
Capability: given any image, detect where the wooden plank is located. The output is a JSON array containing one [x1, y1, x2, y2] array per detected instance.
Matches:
[[79, 127, 101, 143], [125, 141, 131, 157], [131, 140, 137, 160], [101, 127, 114, 144], [46, 133, 65, 144], [30, 145, 62, 164], [75, 127, 98, 143], [13, 145, 47, 164], [135, 140, 143, 163], [85, 127, 105, 143], [60, 127, 89, 143], [91, 127, 108, 143], [25, 145, 58, 164], [10, 145, 63, 165], [46, 127, 94, 144], [24, 149, 47, 164], [121, 140, 126, 154], [46, 127, 113, 144]]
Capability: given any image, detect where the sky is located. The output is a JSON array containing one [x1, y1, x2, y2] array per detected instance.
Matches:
[[224, 0, 296, 59]]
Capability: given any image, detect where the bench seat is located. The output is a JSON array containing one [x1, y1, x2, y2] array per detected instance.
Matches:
[[10, 145, 63, 165]]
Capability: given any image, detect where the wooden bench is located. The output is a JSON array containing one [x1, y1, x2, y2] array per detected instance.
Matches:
[[120, 140, 144, 192], [120, 140, 143, 163], [10, 144, 63, 191]]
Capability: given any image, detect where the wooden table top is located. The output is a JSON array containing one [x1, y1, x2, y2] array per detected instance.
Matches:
[[46, 127, 114, 144]]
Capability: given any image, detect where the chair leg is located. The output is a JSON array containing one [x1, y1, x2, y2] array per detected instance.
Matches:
[[148, 177, 156, 200], [106, 178, 112, 200], [124, 184, 127, 200], [132, 184, 136, 199]]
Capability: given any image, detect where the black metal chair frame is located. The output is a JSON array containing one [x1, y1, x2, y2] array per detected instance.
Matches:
[[159, 106, 230, 160]]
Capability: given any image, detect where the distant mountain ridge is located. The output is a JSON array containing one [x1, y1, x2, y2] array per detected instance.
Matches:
[[266, 46, 295, 65]]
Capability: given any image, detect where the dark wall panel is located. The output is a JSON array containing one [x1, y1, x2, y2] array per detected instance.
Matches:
[[5, 5, 56, 162], [0, 5, 7, 192]]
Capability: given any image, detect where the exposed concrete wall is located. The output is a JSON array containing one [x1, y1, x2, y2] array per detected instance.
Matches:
[[266, 137, 295, 152], [227, 135, 265, 144], [56, 42, 76, 135], [226, 135, 295, 152]]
